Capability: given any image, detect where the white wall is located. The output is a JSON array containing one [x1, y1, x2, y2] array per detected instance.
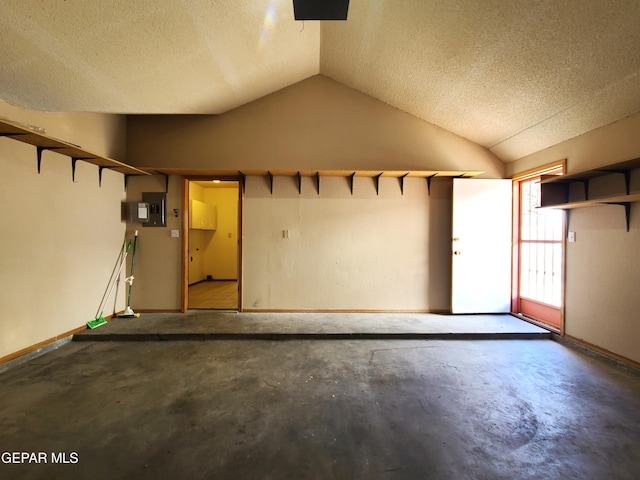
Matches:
[[508, 112, 640, 364], [0, 101, 127, 361]]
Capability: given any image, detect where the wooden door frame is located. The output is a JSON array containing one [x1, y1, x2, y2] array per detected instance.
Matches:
[[181, 176, 243, 312], [511, 160, 566, 334]]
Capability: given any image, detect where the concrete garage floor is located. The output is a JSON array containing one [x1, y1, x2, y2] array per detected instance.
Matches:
[[1, 315, 640, 479]]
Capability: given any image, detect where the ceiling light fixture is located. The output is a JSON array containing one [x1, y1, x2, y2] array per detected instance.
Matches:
[[293, 0, 349, 20]]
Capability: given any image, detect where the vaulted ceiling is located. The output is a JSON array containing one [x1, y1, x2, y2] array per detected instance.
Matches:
[[1, 0, 639, 162]]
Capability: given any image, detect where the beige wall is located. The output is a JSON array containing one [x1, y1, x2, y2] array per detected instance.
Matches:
[[508, 113, 640, 364], [125, 175, 183, 311], [242, 175, 452, 311], [127, 75, 504, 178], [123, 76, 502, 315], [0, 101, 127, 360], [128, 174, 452, 313]]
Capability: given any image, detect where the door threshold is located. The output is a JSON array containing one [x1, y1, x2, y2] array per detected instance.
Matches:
[[511, 312, 559, 334]]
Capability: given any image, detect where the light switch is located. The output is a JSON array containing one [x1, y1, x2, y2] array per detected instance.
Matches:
[[171, 230, 180, 238], [568, 231, 576, 243]]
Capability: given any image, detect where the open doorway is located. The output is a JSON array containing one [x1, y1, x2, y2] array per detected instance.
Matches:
[[185, 179, 240, 310]]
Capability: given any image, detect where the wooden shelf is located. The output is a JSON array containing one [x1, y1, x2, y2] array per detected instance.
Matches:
[[0, 118, 149, 179], [540, 157, 640, 231], [540, 192, 640, 210], [152, 168, 483, 196]]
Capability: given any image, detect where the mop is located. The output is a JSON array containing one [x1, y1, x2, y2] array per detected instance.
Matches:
[[87, 239, 132, 329], [119, 230, 140, 318]]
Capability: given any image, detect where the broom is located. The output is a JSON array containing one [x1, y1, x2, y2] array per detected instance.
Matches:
[[87, 239, 132, 329]]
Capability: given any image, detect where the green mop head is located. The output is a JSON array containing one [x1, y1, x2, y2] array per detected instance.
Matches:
[[87, 316, 107, 329]]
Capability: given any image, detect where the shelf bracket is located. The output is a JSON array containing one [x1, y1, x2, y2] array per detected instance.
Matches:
[[98, 166, 107, 187], [267, 171, 273, 194], [399, 173, 409, 195], [374, 173, 383, 195], [349, 173, 356, 195], [296, 171, 302, 194], [315, 172, 320, 195], [124, 174, 130, 192], [239, 172, 246, 194], [426, 174, 437, 196], [70, 157, 93, 182], [580, 179, 590, 201], [597, 169, 632, 195], [607, 202, 631, 232], [35, 146, 64, 174]]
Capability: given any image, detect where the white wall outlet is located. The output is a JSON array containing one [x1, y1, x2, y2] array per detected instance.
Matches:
[[568, 231, 576, 243], [171, 229, 180, 238]]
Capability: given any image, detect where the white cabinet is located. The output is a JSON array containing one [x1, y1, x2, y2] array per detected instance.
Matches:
[[189, 200, 217, 230]]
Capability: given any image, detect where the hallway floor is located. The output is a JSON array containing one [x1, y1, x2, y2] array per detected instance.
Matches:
[[188, 281, 238, 310], [1, 315, 639, 479]]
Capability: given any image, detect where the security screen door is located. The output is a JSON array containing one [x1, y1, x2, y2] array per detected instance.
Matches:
[[517, 171, 563, 328], [451, 178, 512, 314]]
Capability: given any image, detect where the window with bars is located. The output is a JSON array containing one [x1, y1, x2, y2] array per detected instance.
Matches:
[[519, 177, 563, 307]]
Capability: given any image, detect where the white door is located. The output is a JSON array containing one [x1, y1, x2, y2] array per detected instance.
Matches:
[[451, 179, 512, 313]]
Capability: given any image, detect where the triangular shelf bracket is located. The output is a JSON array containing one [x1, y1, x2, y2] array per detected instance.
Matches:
[[399, 173, 409, 195], [426, 174, 437, 196], [36, 146, 64, 174], [374, 173, 383, 195], [606, 202, 632, 232], [267, 171, 274, 194]]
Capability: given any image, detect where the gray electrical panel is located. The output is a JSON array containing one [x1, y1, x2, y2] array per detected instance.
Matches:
[[142, 192, 166, 227]]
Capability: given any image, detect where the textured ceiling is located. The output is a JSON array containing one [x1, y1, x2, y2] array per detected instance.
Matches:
[[1, 0, 639, 162]]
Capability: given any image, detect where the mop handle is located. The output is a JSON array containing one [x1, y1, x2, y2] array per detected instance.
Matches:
[[98, 240, 132, 317], [126, 231, 139, 307]]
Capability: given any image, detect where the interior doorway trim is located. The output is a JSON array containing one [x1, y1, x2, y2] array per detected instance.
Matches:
[[181, 176, 243, 312]]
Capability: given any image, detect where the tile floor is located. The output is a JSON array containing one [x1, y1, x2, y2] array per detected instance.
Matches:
[[188, 280, 237, 309]]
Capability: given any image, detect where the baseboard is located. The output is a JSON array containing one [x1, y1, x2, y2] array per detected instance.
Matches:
[[555, 334, 640, 371], [135, 309, 182, 313], [189, 279, 237, 286], [0, 325, 87, 367], [511, 312, 559, 334]]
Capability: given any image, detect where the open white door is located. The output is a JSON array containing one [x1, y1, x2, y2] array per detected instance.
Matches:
[[451, 179, 512, 313]]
